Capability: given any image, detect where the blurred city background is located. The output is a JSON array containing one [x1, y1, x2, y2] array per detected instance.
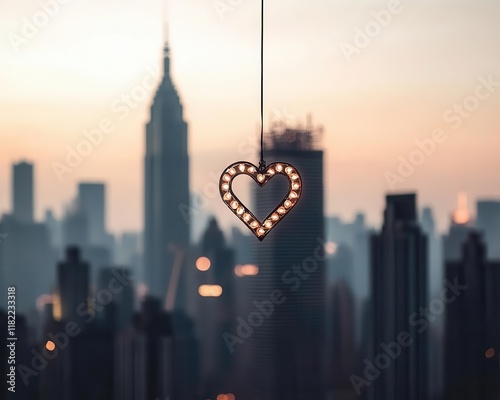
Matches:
[[1, 1, 500, 399]]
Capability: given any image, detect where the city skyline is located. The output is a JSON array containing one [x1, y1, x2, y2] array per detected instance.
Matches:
[[1, 0, 499, 234], [2, 2, 500, 399], [2, 146, 500, 398]]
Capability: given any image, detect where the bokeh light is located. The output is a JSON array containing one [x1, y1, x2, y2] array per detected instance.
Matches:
[[45, 341, 56, 352], [234, 264, 259, 277], [325, 241, 337, 255], [196, 256, 211, 271], [485, 348, 495, 358], [198, 285, 223, 297]]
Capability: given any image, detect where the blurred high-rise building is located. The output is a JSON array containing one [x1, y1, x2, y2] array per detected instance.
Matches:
[[0, 162, 55, 314], [421, 206, 444, 399], [56, 247, 90, 324], [443, 193, 474, 261], [0, 214, 55, 314], [195, 217, 236, 396], [144, 39, 189, 304], [114, 297, 190, 400], [369, 194, 428, 400], [326, 213, 372, 347], [420, 206, 442, 295], [246, 121, 326, 399], [62, 201, 89, 249], [12, 161, 34, 224], [444, 231, 500, 400], [61, 187, 112, 273], [78, 182, 115, 263], [326, 213, 370, 292], [476, 200, 500, 259], [113, 297, 199, 400], [45, 208, 62, 249], [78, 182, 106, 244], [39, 247, 116, 400], [329, 280, 357, 399], [327, 243, 353, 285], [231, 226, 254, 266], [115, 231, 142, 280], [96, 267, 135, 333]]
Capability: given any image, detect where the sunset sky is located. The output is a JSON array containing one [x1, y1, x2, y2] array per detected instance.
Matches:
[[1, 0, 499, 237]]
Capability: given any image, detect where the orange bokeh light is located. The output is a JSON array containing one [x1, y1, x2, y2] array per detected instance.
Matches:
[[485, 348, 495, 359], [198, 285, 223, 297], [45, 340, 56, 351], [234, 264, 259, 277], [196, 256, 211, 271]]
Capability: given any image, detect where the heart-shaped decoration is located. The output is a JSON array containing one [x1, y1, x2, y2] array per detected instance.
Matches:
[[219, 161, 303, 240]]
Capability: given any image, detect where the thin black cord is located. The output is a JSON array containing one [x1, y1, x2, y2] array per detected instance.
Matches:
[[259, 0, 265, 171]]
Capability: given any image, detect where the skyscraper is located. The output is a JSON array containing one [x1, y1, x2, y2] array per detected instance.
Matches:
[[421, 207, 442, 295], [196, 217, 236, 396], [56, 247, 90, 324], [96, 267, 134, 332], [476, 200, 500, 259], [444, 232, 500, 400], [369, 194, 428, 400], [114, 297, 175, 400], [62, 202, 89, 249], [62, 190, 112, 273], [329, 280, 357, 399], [78, 183, 106, 245], [420, 207, 444, 399], [246, 121, 325, 399], [443, 194, 474, 261], [0, 162, 55, 314], [144, 40, 189, 303], [12, 161, 34, 224]]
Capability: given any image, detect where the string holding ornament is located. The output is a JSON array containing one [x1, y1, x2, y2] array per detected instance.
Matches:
[[218, 0, 302, 240]]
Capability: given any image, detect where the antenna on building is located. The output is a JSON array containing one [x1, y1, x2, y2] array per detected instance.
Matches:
[[162, 0, 171, 76]]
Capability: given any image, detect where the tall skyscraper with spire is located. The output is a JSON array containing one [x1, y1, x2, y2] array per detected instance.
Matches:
[[144, 22, 190, 304]]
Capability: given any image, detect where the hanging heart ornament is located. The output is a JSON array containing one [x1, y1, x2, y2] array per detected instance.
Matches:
[[219, 161, 302, 240]]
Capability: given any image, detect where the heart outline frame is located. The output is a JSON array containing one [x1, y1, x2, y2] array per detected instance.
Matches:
[[219, 161, 303, 241]]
